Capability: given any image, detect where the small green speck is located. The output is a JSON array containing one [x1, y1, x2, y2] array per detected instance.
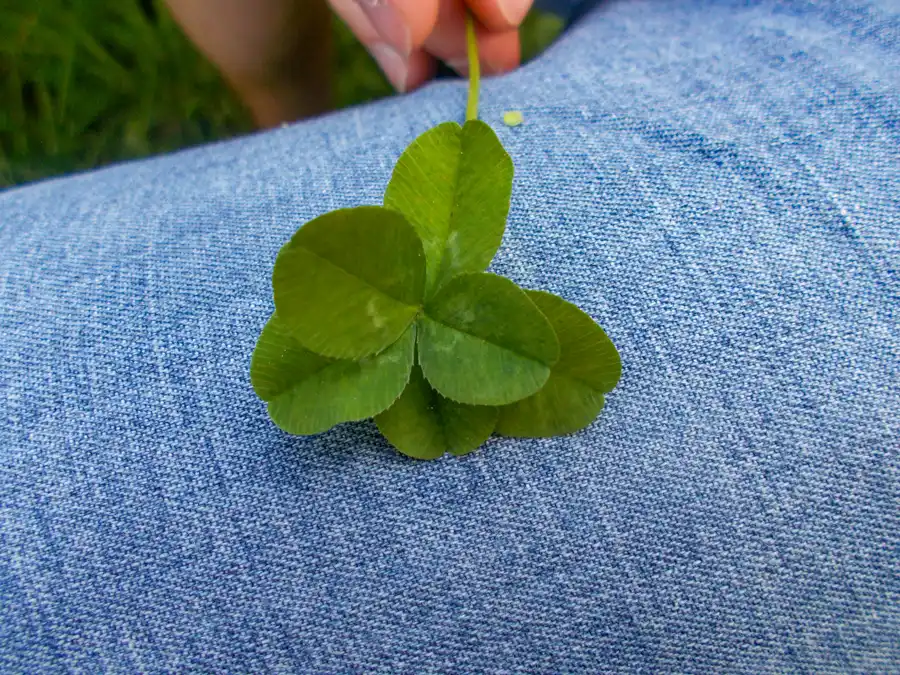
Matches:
[[503, 111, 524, 127]]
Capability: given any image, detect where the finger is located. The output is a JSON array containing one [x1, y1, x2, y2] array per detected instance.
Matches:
[[328, 0, 438, 56], [365, 45, 436, 92], [443, 27, 520, 76], [423, 0, 520, 75], [466, 0, 533, 31], [329, 0, 438, 92], [404, 50, 439, 91]]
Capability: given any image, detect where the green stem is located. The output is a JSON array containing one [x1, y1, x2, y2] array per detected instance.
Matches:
[[465, 11, 480, 121]]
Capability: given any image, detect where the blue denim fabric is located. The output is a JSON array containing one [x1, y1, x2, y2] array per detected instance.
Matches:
[[2, 0, 898, 672]]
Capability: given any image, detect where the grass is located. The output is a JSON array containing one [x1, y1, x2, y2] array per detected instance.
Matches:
[[0, 1, 562, 188]]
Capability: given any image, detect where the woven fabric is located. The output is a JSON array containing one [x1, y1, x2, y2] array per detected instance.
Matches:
[[1, 0, 898, 671]]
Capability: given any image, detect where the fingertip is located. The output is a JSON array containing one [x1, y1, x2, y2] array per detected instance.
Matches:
[[448, 29, 519, 77], [466, 0, 532, 31], [478, 27, 521, 74], [330, 0, 437, 56], [424, 1, 520, 77], [404, 50, 439, 92], [391, 0, 440, 49], [369, 45, 434, 93]]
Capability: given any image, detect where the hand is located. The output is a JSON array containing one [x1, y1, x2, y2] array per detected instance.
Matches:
[[165, 0, 336, 126], [165, 0, 533, 127], [329, 0, 533, 92]]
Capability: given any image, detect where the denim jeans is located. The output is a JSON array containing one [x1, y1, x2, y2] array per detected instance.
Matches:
[[1, 0, 897, 672]]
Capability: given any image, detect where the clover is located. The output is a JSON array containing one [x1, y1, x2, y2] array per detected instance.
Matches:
[[251, 13, 621, 459]]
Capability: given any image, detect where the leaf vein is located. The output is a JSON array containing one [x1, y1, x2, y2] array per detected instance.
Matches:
[[298, 245, 418, 310], [424, 316, 550, 367]]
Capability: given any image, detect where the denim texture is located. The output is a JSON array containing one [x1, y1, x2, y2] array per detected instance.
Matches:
[[1, 0, 898, 672]]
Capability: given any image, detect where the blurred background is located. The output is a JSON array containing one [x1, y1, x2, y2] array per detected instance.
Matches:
[[0, 0, 563, 188]]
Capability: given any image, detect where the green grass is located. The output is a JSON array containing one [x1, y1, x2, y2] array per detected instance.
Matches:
[[0, 1, 562, 188]]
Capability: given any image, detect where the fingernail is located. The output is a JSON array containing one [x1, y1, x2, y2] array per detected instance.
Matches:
[[356, 0, 411, 56], [498, 0, 531, 26], [370, 43, 409, 92]]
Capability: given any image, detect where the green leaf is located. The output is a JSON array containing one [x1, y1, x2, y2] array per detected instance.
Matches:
[[496, 291, 621, 437], [272, 206, 425, 360], [375, 365, 497, 460], [250, 313, 415, 435], [250, 312, 333, 403], [384, 120, 513, 297], [418, 273, 559, 406]]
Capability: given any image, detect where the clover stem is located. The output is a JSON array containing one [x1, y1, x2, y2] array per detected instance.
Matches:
[[465, 10, 480, 121]]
